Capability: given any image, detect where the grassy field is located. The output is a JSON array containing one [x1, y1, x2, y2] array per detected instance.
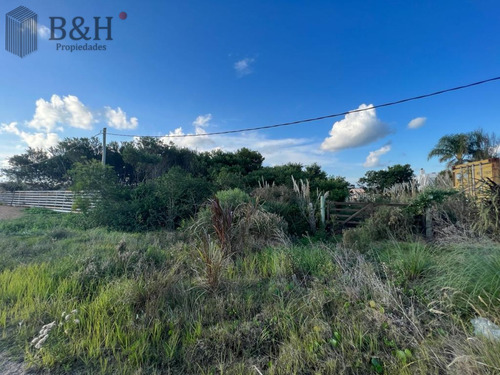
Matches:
[[1, 208, 499, 374]]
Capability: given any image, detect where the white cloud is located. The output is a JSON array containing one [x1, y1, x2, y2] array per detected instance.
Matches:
[[1, 122, 59, 149], [492, 144, 500, 157], [1, 96, 139, 171], [0, 122, 20, 135], [104, 107, 138, 130], [321, 104, 391, 152], [161, 115, 338, 168], [193, 114, 212, 128], [161, 113, 215, 149], [251, 138, 333, 167], [27, 95, 139, 132], [0, 156, 11, 169], [162, 126, 214, 150], [19, 132, 60, 149], [408, 117, 426, 129], [38, 24, 50, 39], [234, 58, 255, 76], [64, 96, 95, 129], [363, 144, 391, 168], [28, 95, 94, 132]]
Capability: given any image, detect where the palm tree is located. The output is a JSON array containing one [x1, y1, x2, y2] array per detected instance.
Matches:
[[428, 130, 499, 168], [427, 133, 469, 168], [468, 129, 498, 160]]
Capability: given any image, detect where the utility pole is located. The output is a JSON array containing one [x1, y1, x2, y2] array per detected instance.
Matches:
[[102, 127, 107, 166], [320, 194, 326, 226], [425, 207, 433, 240]]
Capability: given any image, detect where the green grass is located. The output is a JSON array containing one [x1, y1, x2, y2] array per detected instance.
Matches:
[[427, 241, 500, 318], [1, 209, 500, 374]]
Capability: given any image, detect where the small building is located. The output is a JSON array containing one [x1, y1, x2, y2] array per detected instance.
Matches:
[[348, 188, 365, 201], [452, 158, 500, 196], [417, 168, 438, 190]]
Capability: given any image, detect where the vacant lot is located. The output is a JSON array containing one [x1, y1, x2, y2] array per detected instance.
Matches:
[[0, 208, 499, 374], [0, 206, 23, 221]]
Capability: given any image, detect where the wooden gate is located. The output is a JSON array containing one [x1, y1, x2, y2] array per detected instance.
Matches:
[[328, 202, 408, 228]]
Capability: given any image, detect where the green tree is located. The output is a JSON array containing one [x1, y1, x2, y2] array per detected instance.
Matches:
[[69, 160, 118, 193], [2, 137, 101, 189], [246, 163, 305, 187], [427, 133, 470, 167], [132, 167, 213, 229], [428, 130, 499, 168], [467, 129, 499, 160], [314, 176, 350, 201], [68, 160, 137, 229], [359, 164, 414, 191], [204, 148, 264, 177]]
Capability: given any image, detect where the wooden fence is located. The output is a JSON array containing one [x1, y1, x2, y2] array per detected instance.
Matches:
[[328, 201, 408, 228], [0, 191, 76, 213], [0, 192, 411, 227]]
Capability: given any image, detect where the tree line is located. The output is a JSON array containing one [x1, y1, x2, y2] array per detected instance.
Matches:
[[1, 137, 351, 233], [1, 136, 348, 196], [2, 129, 496, 232]]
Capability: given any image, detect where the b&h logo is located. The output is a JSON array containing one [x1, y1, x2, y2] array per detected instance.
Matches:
[[5, 6, 38, 58]]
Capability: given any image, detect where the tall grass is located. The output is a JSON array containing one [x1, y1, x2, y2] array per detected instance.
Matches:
[[1, 209, 499, 374], [427, 242, 500, 318]]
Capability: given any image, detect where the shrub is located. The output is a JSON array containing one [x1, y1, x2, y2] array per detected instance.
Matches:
[[430, 192, 479, 242], [189, 199, 289, 254], [427, 241, 500, 317], [343, 206, 417, 250], [253, 185, 310, 236], [474, 179, 500, 239], [233, 202, 289, 252], [428, 185, 500, 243], [71, 164, 214, 231], [215, 188, 251, 210], [0, 181, 26, 192], [69, 160, 137, 230], [132, 167, 214, 230], [376, 242, 434, 287], [408, 187, 457, 215], [195, 239, 229, 291]]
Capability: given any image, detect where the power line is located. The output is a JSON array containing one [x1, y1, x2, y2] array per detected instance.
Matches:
[[106, 75, 500, 139]]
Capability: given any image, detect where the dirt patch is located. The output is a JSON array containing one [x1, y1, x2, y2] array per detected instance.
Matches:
[[0, 353, 26, 375], [0, 206, 24, 221]]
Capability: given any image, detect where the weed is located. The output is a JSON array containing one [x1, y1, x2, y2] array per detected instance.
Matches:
[[1, 212, 499, 374]]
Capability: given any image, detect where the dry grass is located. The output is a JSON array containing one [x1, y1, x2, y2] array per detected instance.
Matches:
[[0, 205, 24, 221], [0, 208, 499, 374]]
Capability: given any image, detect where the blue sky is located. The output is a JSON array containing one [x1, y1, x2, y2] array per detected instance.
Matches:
[[1, 0, 500, 183]]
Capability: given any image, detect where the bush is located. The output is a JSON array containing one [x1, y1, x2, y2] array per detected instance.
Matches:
[[132, 167, 214, 230], [343, 206, 417, 250], [408, 187, 457, 215], [429, 186, 500, 243], [70, 163, 214, 231], [430, 193, 479, 242], [189, 200, 289, 254], [253, 185, 310, 236], [376, 242, 434, 288], [215, 188, 251, 210], [427, 241, 500, 317], [0, 181, 26, 192], [474, 179, 500, 239], [233, 203, 289, 252]]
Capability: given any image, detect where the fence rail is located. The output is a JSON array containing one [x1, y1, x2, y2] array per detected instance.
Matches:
[[328, 201, 408, 227], [0, 191, 76, 213]]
